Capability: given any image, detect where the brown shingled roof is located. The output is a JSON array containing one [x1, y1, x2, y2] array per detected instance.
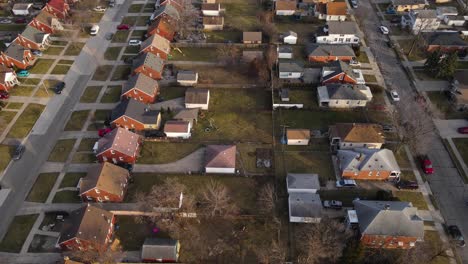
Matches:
[[205, 145, 236, 168], [276, 0, 297, 11], [326, 2, 347, 16], [164, 120, 190, 133], [79, 162, 129, 196], [96, 127, 141, 157], [287, 129, 310, 140], [243, 32, 262, 42], [329, 123, 384, 143]]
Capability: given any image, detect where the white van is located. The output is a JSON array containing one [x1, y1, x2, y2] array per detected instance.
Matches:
[[90, 25, 99, 36]]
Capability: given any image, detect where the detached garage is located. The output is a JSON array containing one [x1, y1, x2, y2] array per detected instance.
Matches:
[[12, 3, 32, 16], [205, 145, 236, 174]]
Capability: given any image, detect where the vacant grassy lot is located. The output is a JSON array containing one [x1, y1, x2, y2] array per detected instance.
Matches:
[[100, 85, 122, 103], [0, 215, 38, 252], [393, 191, 428, 210], [44, 46, 64, 55], [48, 139, 76, 162], [51, 64, 71, 75], [104, 47, 122, 60], [80, 86, 102, 103], [170, 47, 218, 61], [64, 42, 85, 56], [177, 65, 260, 85], [205, 31, 242, 43], [0, 145, 15, 171], [114, 216, 155, 250], [52, 190, 81, 203], [92, 65, 113, 81], [112, 31, 130, 43], [29, 59, 55, 74], [427, 92, 465, 119], [238, 143, 273, 174], [7, 104, 45, 138], [26, 173, 59, 202], [111, 65, 132, 81], [60, 172, 86, 188], [319, 189, 380, 207], [139, 142, 202, 164], [397, 39, 426, 61], [275, 151, 334, 185], [223, 0, 260, 31], [64, 110, 90, 131], [159, 86, 186, 100]]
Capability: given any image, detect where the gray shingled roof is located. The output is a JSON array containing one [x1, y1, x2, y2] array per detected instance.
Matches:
[[392, 0, 427, 6], [319, 84, 369, 100], [123, 73, 159, 96], [153, 4, 180, 20], [278, 45, 293, 53], [174, 108, 199, 121], [185, 88, 209, 104], [337, 148, 401, 173], [289, 193, 322, 219], [111, 99, 161, 124], [414, 9, 437, 19], [3, 43, 27, 62], [353, 200, 424, 238], [96, 127, 140, 157], [142, 238, 178, 261], [308, 44, 355, 57], [141, 34, 171, 54], [21, 25, 48, 43], [133, 52, 165, 73], [286, 173, 320, 192], [327, 21, 359, 35], [279, 61, 303, 72], [177, 70, 197, 81], [423, 32, 468, 47]]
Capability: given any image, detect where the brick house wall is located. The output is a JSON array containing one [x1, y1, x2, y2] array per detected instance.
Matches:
[[140, 46, 168, 60], [81, 184, 128, 203], [322, 72, 357, 85], [111, 116, 145, 131], [122, 88, 157, 104], [427, 45, 467, 53], [59, 216, 115, 251], [309, 55, 354, 63], [14, 35, 48, 51], [0, 51, 35, 69], [133, 65, 163, 80], [97, 145, 141, 164], [29, 19, 54, 34], [342, 169, 391, 180], [147, 25, 174, 41], [43, 3, 69, 19], [361, 234, 418, 249]]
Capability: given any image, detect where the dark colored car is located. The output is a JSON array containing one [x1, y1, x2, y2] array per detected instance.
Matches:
[[54, 82, 65, 94], [323, 200, 343, 210], [458, 127, 468, 134], [396, 180, 418, 190], [0, 91, 9, 99], [13, 145, 25, 161], [15, 18, 27, 24], [117, 24, 130, 30], [144, 130, 166, 138], [117, 163, 133, 172], [448, 225, 466, 247], [421, 156, 434, 174]]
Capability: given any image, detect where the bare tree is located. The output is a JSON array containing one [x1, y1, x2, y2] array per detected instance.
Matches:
[[257, 183, 275, 215], [200, 179, 239, 217], [407, 17, 437, 57], [217, 44, 240, 65], [66, 245, 125, 264], [296, 218, 353, 264], [248, 57, 270, 83], [175, 0, 199, 39], [254, 239, 287, 264], [265, 45, 278, 71]]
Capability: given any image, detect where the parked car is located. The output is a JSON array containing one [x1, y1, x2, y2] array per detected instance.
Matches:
[[323, 200, 343, 209], [349, 59, 361, 66], [350, 0, 358, 8], [379, 25, 389, 35], [93, 6, 107, 12], [31, 50, 43, 57], [396, 180, 418, 190], [98, 127, 112, 137], [381, 123, 395, 132], [336, 179, 357, 188], [448, 225, 466, 247], [144, 130, 166, 138], [54, 81, 65, 94], [458, 127, 468, 134], [128, 39, 142, 46], [13, 145, 25, 161], [0, 18, 12, 24], [390, 90, 400, 101], [117, 24, 130, 30], [109, 0, 116, 7], [0, 91, 9, 99], [17, 70, 30, 77], [105, 32, 114, 40], [420, 156, 434, 174], [15, 18, 27, 24], [90, 24, 99, 36]]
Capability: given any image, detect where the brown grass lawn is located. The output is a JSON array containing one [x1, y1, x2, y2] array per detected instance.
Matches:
[[176, 65, 261, 85], [139, 142, 202, 164]]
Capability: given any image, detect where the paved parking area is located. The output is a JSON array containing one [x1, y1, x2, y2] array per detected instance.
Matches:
[[434, 119, 468, 139]]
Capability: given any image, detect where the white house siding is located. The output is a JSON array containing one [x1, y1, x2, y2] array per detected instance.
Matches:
[[321, 99, 368, 108], [186, 103, 208, 110], [178, 80, 197, 86], [284, 36, 297, 44], [279, 72, 302, 79], [278, 52, 293, 59], [339, 142, 383, 149], [203, 25, 223, 30], [326, 15, 346, 21], [316, 34, 359, 44], [290, 215, 321, 223], [287, 139, 310, 145], [202, 10, 220, 16], [276, 10, 295, 15], [410, 19, 440, 34], [205, 167, 235, 174], [165, 132, 191, 139]]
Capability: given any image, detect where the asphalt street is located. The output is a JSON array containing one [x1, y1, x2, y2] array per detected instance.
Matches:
[[355, 1, 468, 261]]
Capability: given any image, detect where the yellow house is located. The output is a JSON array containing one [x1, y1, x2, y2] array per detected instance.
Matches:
[[391, 0, 427, 12]]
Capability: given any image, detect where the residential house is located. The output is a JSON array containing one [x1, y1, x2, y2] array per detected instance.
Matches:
[[423, 32, 468, 53], [185, 88, 210, 110], [44, 0, 70, 19], [202, 3, 222, 16], [275, 0, 297, 16], [29, 10, 64, 34], [141, 238, 180, 263], [111, 99, 162, 131], [205, 145, 237, 174], [174, 108, 199, 127], [14, 25, 51, 51], [140, 34, 171, 60], [307, 44, 355, 63], [203, 16, 224, 30], [317, 84, 373, 108], [283, 31, 298, 44], [243, 32, 262, 44], [177, 70, 198, 86], [444, 16, 467, 26], [132, 52, 165, 80], [242, 50, 263, 62], [0, 43, 36, 69], [329, 123, 384, 150], [164, 120, 192, 139], [316, 21, 360, 44], [273, 88, 305, 109], [391, 0, 427, 12], [79, 162, 129, 203], [286, 129, 310, 145], [122, 73, 160, 104], [286, 173, 320, 193], [436, 6, 458, 20], [94, 127, 141, 164], [321, 60, 365, 85], [147, 16, 176, 41], [12, 3, 33, 16], [337, 148, 401, 180], [278, 45, 293, 59], [152, 3, 181, 21], [352, 200, 424, 249], [315, 2, 347, 21], [58, 204, 114, 251], [0, 65, 19, 92], [450, 70, 468, 110], [401, 10, 440, 34], [278, 61, 303, 79]]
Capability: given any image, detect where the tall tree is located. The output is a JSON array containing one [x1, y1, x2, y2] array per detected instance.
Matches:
[[200, 179, 239, 217], [217, 45, 240, 65], [175, 0, 199, 39]]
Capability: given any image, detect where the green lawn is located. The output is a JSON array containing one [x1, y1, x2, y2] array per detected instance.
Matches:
[[318, 189, 380, 207], [104, 47, 122, 60], [26, 173, 59, 202], [453, 138, 468, 167], [170, 47, 219, 61], [139, 142, 202, 164], [80, 86, 102, 103], [43, 46, 64, 55], [64, 110, 90, 131], [94, 110, 112, 121], [159, 86, 186, 100], [445, 138, 468, 184], [51, 41, 68, 46], [34, 79, 61, 97], [122, 16, 137, 26], [0, 215, 38, 253], [52, 190, 81, 203], [5, 102, 24, 110], [276, 151, 334, 185], [393, 191, 428, 210], [29, 59, 55, 74], [238, 143, 273, 174], [57, 59, 74, 65], [7, 104, 45, 138], [131, 30, 146, 38], [64, 42, 85, 56], [0, 145, 15, 172], [114, 216, 154, 251], [205, 31, 242, 43], [18, 78, 41, 85], [112, 31, 130, 43], [0, 24, 26, 31], [48, 139, 76, 162], [100, 85, 122, 103], [50, 64, 71, 75], [363, 74, 377, 83], [177, 65, 257, 85], [77, 138, 98, 152], [9, 86, 35, 96], [356, 51, 370, 63], [92, 65, 113, 81], [124, 46, 140, 54], [59, 173, 86, 188], [128, 4, 143, 12], [397, 39, 426, 61], [71, 153, 96, 163], [427, 92, 465, 119], [136, 16, 150, 26], [0, 111, 16, 133], [111, 65, 132, 81], [223, 1, 260, 31]]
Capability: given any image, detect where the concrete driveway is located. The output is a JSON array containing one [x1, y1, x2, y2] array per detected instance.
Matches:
[[434, 119, 468, 138]]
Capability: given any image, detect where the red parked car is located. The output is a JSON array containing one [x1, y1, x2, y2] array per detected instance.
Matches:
[[117, 24, 130, 30], [458, 127, 468, 134], [15, 18, 27, 24], [0, 91, 9, 99], [98, 128, 112, 137], [421, 156, 434, 174]]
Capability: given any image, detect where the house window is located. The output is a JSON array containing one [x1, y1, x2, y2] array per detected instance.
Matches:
[[398, 241, 404, 246], [339, 74, 344, 80], [86, 196, 92, 200], [338, 38, 343, 42], [133, 90, 138, 94], [322, 37, 326, 41], [131, 124, 135, 128], [368, 171, 372, 176], [95, 189, 100, 194], [334, 38, 338, 41], [119, 157, 124, 161], [409, 242, 415, 247], [376, 171, 380, 177], [123, 117, 127, 122], [349, 143, 353, 146], [345, 38, 351, 42], [104, 196, 109, 200], [139, 96, 143, 100], [97, 197, 103, 202], [357, 101, 361, 105], [111, 150, 115, 154], [346, 101, 350, 104], [354, 39, 358, 42]]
